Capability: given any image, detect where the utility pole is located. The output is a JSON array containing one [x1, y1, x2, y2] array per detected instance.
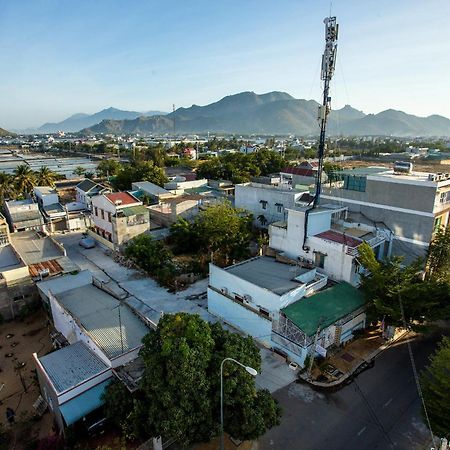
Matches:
[[307, 317, 324, 380]]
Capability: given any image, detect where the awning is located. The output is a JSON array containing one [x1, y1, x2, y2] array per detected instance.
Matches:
[[59, 379, 112, 426], [120, 205, 149, 217]]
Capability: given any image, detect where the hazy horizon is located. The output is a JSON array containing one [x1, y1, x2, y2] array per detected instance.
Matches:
[[1, 0, 449, 130]]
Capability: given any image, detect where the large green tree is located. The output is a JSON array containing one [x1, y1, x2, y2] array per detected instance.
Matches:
[[426, 226, 450, 283], [113, 161, 168, 191], [13, 164, 36, 194], [0, 172, 16, 202], [96, 159, 121, 178], [358, 242, 450, 327], [103, 314, 281, 447], [169, 202, 252, 263], [420, 336, 450, 439], [34, 166, 57, 186]]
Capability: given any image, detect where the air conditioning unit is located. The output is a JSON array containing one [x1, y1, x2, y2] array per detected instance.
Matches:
[[220, 287, 228, 295], [38, 268, 50, 278], [244, 294, 252, 302]]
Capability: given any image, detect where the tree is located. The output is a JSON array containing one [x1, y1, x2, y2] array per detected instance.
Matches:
[[426, 226, 450, 282], [97, 159, 121, 177], [104, 313, 281, 447], [113, 161, 168, 191], [358, 242, 450, 327], [0, 172, 15, 202], [420, 336, 450, 439], [13, 164, 36, 194], [34, 166, 57, 186], [74, 166, 86, 176], [169, 217, 198, 254]]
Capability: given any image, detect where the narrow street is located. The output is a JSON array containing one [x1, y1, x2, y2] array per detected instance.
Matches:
[[259, 333, 441, 450]]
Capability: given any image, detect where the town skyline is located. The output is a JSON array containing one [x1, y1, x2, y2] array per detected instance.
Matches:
[[1, 0, 449, 129]]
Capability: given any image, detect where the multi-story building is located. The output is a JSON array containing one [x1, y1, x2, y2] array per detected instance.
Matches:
[[235, 182, 309, 227], [269, 205, 392, 287], [91, 192, 150, 247], [320, 166, 450, 260], [75, 179, 111, 210]]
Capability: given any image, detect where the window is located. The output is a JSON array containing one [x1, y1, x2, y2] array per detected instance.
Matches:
[[94, 207, 98, 216], [234, 294, 244, 303], [434, 216, 442, 232], [259, 307, 270, 318], [314, 251, 326, 269], [108, 212, 112, 223], [260, 200, 267, 210], [275, 203, 283, 213], [101, 209, 105, 220]]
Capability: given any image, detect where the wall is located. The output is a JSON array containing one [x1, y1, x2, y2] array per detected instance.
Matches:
[[164, 179, 208, 191], [91, 196, 115, 235], [207, 288, 272, 347], [235, 183, 303, 226], [209, 264, 281, 312], [113, 213, 149, 246]]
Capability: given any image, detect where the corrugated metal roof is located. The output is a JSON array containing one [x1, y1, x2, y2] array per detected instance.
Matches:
[[38, 342, 109, 393], [316, 229, 362, 248], [282, 282, 366, 336], [76, 179, 98, 193], [57, 284, 150, 359], [37, 269, 92, 300]]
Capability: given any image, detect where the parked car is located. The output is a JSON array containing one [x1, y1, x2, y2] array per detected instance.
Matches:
[[79, 237, 96, 249]]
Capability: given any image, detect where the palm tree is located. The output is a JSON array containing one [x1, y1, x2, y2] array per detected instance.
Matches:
[[14, 164, 36, 195], [35, 166, 57, 186], [0, 172, 16, 202]]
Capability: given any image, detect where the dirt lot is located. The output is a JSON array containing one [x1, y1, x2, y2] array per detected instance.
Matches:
[[0, 309, 54, 446]]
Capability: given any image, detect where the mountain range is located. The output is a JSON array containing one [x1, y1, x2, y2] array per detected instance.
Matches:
[[0, 127, 15, 137], [37, 107, 167, 133], [78, 92, 450, 137]]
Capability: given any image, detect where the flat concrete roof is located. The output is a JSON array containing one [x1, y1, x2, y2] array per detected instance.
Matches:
[[10, 231, 64, 265], [225, 256, 310, 295], [0, 245, 23, 271]]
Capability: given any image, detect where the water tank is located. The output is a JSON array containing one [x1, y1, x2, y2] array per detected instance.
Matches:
[[393, 161, 413, 174]]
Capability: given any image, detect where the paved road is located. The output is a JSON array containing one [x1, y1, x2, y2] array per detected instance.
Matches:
[[259, 333, 442, 450]]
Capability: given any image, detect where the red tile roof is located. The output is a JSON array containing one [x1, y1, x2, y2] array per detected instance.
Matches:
[[315, 230, 362, 248], [105, 192, 139, 207], [281, 167, 316, 177]]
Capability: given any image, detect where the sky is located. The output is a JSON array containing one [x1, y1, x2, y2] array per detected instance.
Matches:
[[1, 0, 449, 130]]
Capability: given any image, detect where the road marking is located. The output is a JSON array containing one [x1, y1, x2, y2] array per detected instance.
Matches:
[[357, 427, 367, 436], [383, 398, 393, 408]]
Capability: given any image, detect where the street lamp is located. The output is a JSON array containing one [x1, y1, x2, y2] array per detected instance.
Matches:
[[220, 357, 257, 450]]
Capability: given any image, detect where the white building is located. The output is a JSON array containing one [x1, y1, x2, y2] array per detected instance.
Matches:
[[207, 256, 367, 367], [34, 272, 151, 430], [235, 182, 309, 226], [4, 199, 43, 232], [91, 192, 150, 247], [75, 179, 111, 209], [269, 205, 392, 286]]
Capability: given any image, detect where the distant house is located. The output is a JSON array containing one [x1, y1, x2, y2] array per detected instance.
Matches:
[[4, 199, 43, 232], [75, 179, 111, 210], [91, 192, 150, 247]]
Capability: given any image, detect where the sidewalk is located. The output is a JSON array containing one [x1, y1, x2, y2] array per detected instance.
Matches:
[[300, 327, 411, 388]]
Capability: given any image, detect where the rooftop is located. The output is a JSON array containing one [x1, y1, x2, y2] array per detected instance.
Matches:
[[0, 245, 23, 271], [10, 231, 64, 265], [37, 269, 92, 299], [132, 181, 172, 197], [76, 179, 102, 193], [282, 282, 366, 336], [57, 284, 149, 359], [315, 229, 362, 248], [225, 256, 311, 295], [34, 186, 57, 195], [105, 192, 140, 207], [38, 341, 109, 393]]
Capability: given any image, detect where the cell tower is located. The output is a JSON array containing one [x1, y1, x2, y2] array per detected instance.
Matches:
[[172, 103, 176, 136], [303, 16, 338, 251], [313, 16, 338, 208]]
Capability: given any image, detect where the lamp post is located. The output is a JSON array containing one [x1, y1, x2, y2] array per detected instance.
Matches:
[[220, 357, 257, 450]]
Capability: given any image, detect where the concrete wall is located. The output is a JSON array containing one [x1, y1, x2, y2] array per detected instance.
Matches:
[[113, 214, 149, 246], [235, 183, 304, 226], [91, 195, 115, 235], [208, 288, 272, 347]]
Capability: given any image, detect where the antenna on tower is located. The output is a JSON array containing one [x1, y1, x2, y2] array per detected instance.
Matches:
[[302, 16, 338, 251]]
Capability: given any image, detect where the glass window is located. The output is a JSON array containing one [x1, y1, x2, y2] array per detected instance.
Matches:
[[260, 200, 267, 210], [275, 203, 283, 213], [314, 252, 326, 269], [108, 212, 112, 223], [94, 207, 98, 216], [101, 209, 104, 220]]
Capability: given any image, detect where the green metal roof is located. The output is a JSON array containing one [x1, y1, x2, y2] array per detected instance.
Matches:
[[281, 282, 366, 337], [120, 205, 149, 217]]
